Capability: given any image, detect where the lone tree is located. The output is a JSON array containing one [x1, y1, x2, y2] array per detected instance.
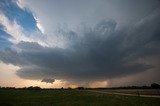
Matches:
[[151, 83, 160, 89]]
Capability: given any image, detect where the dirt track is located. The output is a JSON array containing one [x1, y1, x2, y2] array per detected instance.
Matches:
[[88, 90, 160, 98]]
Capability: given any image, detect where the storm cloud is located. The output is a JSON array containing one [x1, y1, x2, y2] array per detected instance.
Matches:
[[0, 0, 160, 87], [41, 78, 55, 84], [0, 6, 160, 84]]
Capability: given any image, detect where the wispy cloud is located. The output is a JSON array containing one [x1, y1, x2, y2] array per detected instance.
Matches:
[[33, 15, 45, 34], [0, 13, 30, 44]]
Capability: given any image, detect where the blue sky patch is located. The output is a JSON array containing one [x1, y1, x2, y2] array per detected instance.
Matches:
[[0, 28, 13, 48], [0, 0, 39, 34], [0, 27, 13, 39]]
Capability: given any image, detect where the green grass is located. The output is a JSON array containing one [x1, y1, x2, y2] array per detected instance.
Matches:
[[0, 89, 160, 106]]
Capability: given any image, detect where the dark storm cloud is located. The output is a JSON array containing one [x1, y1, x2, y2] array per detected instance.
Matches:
[[41, 78, 55, 84], [0, 7, 160, 83]]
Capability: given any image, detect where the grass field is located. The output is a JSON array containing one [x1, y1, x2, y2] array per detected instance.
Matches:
[[0, 89, 160, 106]]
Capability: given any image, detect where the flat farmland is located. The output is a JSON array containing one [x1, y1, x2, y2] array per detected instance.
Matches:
[[0, 89, 160, 106]]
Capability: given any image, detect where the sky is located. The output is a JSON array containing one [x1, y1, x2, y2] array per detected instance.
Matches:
[[0, 0, 160, 88]]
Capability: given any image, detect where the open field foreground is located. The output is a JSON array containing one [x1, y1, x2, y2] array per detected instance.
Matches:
[[0, 89, 160, 106]]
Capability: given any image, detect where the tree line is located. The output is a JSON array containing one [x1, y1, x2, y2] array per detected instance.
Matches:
[[0, 83, 160, 90]]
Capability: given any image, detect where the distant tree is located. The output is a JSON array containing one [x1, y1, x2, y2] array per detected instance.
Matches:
[[76, 87, 85, 90], [22, 87, 27, 89], [67, 87, 72, 90], [6, 87, 15, 89], [27, 86, 41, 90], [151, 83, 160, 89], [142, 85, 150, 89]]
